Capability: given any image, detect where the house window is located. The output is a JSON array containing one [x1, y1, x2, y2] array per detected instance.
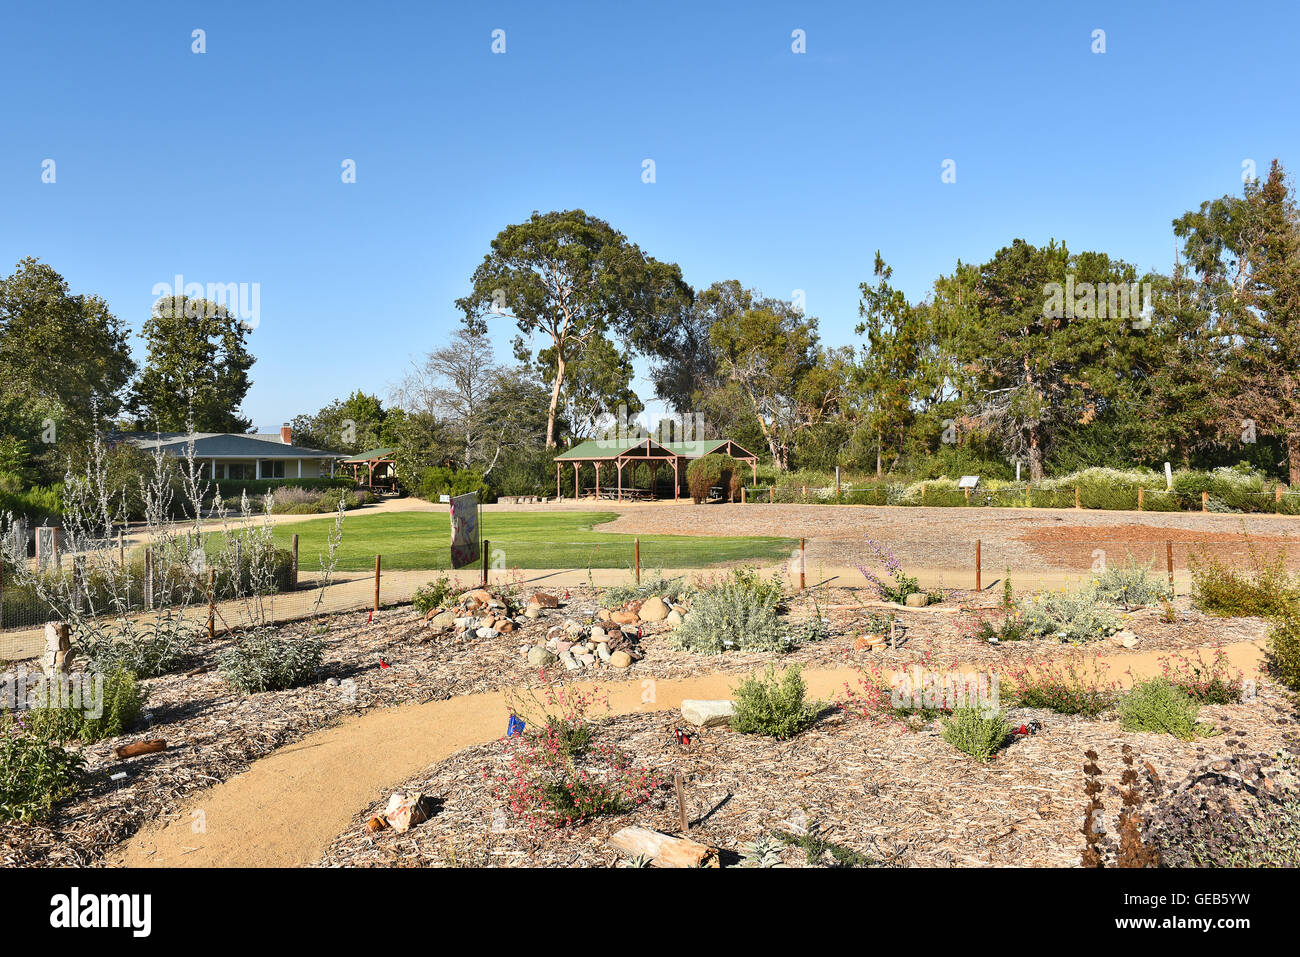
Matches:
[[260, 460, 285, 479], [226, 464, 247, 480]]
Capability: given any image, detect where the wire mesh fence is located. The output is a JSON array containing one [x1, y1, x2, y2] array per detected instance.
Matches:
[[4, 528, 1297, 662]]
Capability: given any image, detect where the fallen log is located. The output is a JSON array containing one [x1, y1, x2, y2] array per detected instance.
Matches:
[[115, 739, 167, 759], [609, 826, 718, 868]]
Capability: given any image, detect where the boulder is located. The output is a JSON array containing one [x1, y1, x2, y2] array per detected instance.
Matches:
[[596, 644, 611, 662], [475, 627, 500, 639], [523, 606, 541, 619], [639, 596, 669, 621], [665, 610, 683, 627], [590, 626, 607, 641], [384, 791, 435, 833], [609, 650, 632, 669], [527, 646, 558, 668], [531, 592, 559, 608], [498, 621, 515, 634], [611, 610, 639, 626], [904, 593, 929, 608], [427, 610, 456, 629], [681, 699, 735, 728], [597, 608, 612, 622]]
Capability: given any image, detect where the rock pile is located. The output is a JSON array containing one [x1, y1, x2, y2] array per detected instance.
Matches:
[[520, 592, 687, 672], [422, 587, 526, 638]]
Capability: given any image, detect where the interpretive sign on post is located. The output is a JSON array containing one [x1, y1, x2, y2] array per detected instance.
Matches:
[[449, 492, 480, 569]]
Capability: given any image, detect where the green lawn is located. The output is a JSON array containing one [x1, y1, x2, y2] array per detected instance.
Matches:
[[268, 510, 795, 572]]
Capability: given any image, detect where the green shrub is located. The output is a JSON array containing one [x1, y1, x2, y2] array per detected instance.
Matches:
[[212, 477, 353, 499], [598, 572, 683, 609], [0, 715, 85, 823], [731, 664, 821, 739], [1266, 613, 1300, 692], [1190, 545, 1300, 619], [218, 628, 324, 694], [412, 573, 457, 614], [411, 466, 492, 503], [1118, 678, 1215, 740], [80, 616, 201, 678], [1020, 586, 1121, 641], [1092, 556, 1171, 608], [940, 706, 1011, 761], [672, 571, 789, 654], [28, 667, 147, 743], [686, 454, 743, 504]]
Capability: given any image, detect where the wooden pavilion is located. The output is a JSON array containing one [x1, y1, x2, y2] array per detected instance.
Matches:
[[341, 447, 398, 491], [552, 438, 758, 501]]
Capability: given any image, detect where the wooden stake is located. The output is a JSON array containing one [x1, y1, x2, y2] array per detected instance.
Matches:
[[208, 569, 216, 640], [143, 547, 154, 609], [118, 530, 125, 568], [799, 538, 806, 591], [1202, 490, 1209, 513], [481, 541, 489, 588], [1138, 488, 1144, 510], [1075, 486, 1081, 509], [674, 772, 689, 833], [1166, 540, 1174, 594], [374, 554, 382, 611], [975, 539, 982, 592], [291, 533, 299, 588], [634, 538, 641, 584]]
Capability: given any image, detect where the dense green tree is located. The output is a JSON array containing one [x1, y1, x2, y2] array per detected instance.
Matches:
[[1175, 160, 1300, 483], [0, 258, 135, 480], [456, 209, 687, 447], [290, 390, 389, 454], [130, 295, 254, 433]]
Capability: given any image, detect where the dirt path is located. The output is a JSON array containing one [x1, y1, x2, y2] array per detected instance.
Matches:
[[110, 640, 1267, 868]]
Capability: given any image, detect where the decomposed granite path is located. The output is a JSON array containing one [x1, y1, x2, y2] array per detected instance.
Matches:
[[110, 642, 1267, 868]]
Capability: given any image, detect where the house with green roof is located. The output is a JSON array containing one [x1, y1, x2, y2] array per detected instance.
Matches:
[[552, 436, 757, 500], [121, 426, 347, 481]]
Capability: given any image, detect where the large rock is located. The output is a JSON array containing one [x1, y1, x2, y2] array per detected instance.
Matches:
[[639, 596, 669, 622], [665, 610, 683, 627], [904, 593, 929, 608], [609, 650, 632, 669], [681, 699, 735, 728], [475, 627, 500, 639], [531, 592, 559, 608], [527, 646, 558, 668], [610, 610, 639, 626], [384, 791, 435, 833], [426, 610, 456, 629]]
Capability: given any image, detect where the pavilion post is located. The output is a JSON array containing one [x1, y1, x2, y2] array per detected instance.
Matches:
[[556, 463, 561, 499], [574, 463, 579, 499], [617, 459, 624, 501], [595, 462, 601, 498]]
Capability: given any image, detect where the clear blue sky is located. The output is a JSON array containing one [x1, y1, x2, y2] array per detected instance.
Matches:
[[3, 0, 1297, 431]]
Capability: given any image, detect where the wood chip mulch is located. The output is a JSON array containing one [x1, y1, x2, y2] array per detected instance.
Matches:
[[315, 683, 1299, 868]]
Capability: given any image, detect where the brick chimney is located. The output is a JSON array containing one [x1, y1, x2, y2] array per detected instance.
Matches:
[[280, 424, 292, 445]]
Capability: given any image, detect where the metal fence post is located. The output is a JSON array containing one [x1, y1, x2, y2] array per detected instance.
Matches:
[[975, 539, 982, 592], [374, 554, 382, 611], [634, 538, 640, 584], [1166, 540, 1174, 595]]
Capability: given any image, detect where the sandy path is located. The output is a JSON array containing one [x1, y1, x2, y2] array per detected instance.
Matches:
[[110, 640, 1266, 868]]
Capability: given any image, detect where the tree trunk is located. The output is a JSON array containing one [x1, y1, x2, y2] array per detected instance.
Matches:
[[1290, 433, 1300, 487], [545, 353, 566, 449], [1028, 426, 1044, 481], [876, 431, 882, 477]]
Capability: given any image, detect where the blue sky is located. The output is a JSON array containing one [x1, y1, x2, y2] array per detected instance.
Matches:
[[3, 0, 1297, 431]]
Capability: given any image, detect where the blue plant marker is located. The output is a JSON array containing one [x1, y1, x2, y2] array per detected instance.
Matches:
[[506, 715, 525, 737]]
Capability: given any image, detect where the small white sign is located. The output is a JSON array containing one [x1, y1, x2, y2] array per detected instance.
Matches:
[[958, 475, 980, 489], [439, 494, 450, 503]]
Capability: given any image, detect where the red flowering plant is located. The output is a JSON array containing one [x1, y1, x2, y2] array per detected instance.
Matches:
[[1003, 653, 1119, 717], [488, 674, 661, 829], [1154, 648, 1245, 704], [839, 651, 958, 726]]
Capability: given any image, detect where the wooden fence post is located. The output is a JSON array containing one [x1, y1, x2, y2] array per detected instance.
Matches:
[[1201, 490, 1209, 513], [1166, 540, 1174, 595], [799, 538, 806, 591], [975, 539, 982, 592], [1138, 488, 1144, 510], [374, 554, 382, 611], [291, 533, 299, 589], [208, 568, 216, 640], [481, 542, 489, 588], [634, 538, 641, 584], [674, 771, 689, 833], [144, 547, 154, 609], [118, 530, 125, 568], [1074, 486, 1081, 509], [964, 487, 971, 504], [1277, 486, 1283, 505]]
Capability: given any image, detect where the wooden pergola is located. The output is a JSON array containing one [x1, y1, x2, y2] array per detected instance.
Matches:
[[552, 438, 758, 501], [340, 447, 397, 490]]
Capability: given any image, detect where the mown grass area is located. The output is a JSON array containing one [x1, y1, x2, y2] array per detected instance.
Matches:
[[264, 510, 795, 572]]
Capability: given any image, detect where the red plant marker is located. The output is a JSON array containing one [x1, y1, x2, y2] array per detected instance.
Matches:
[[367, 610, 374, 623], [379, 657, 391, 669]]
